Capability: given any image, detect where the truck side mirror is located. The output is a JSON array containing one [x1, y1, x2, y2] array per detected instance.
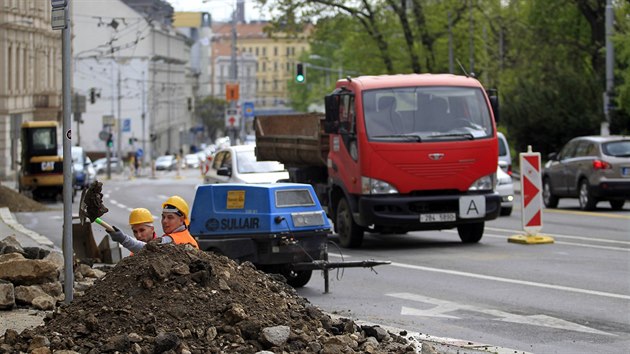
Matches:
[[486, 89, 499, 123]]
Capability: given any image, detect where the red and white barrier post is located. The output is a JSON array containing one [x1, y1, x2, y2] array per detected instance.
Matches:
[[508, 145, 554, 244]]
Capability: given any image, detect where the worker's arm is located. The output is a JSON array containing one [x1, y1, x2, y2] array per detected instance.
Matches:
[[107, 226, 146, 253]]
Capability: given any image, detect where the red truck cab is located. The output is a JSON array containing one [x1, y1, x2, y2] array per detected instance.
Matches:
[[324, 74, 501, 247]]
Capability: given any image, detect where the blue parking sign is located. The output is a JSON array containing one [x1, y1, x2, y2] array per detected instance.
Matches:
[[243, 102, 255, 119], [123, 118, 131, 132]]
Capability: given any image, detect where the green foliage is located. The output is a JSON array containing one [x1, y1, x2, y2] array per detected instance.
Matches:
[[195, 96, 227, 142], [258, 0, 629, 150]]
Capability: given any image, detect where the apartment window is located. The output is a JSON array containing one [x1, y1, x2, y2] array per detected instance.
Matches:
[[286, 62, 290, 72], [274, 62, 277, 72], [262, 47, 266, 56], [274, 47, 278, 56], [286, 47, 290, 56], [256, 47, 259, 56], [8, 45, 13, 92], [262, 62, 266, 71], [273, 80, 278, 90]]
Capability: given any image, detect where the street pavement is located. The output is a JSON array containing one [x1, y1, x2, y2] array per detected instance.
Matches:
[[0, 177, 529, 354]]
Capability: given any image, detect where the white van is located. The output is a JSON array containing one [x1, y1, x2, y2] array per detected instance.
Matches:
[[497, 132, 512, 176]]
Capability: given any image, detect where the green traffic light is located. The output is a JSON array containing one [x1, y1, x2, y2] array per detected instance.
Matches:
[[296, 75, 305, 83]]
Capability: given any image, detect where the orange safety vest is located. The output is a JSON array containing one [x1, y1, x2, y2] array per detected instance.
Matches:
[[165, 229, 199, 249]]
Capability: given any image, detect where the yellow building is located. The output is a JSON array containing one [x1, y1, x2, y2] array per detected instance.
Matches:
[[212, 21, 311, 110]]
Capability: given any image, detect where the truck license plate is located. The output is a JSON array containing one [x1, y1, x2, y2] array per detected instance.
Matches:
[[420, 213, 456, 223], [623, 167, 630, 177]]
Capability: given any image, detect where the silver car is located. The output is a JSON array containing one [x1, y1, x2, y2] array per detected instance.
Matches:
[[542, 135, 630, 210]]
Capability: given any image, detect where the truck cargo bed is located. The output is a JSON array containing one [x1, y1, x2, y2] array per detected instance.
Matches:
[[254, 113, 328, 168]]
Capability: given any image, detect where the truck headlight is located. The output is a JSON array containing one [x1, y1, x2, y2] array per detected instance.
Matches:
[[468, 173, 496, 191], [291, 211, 325, 227], [362, 176, 398, 194]]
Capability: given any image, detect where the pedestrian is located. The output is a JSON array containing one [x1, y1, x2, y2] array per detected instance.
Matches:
[[107, 196, 199, 252]]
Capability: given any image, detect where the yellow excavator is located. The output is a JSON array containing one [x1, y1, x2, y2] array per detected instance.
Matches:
[[19, 121, 64, 200]]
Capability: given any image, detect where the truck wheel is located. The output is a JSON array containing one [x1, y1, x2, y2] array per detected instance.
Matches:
[[457, 222, 484, 243], [336, 198, 363, 248], [283, 269, 312, 288]]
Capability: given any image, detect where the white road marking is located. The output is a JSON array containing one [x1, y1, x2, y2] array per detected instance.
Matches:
[[481, 232, 630, 252], [389, 261, 630, 300], [485, 227, 630, 245], [388, 292, 614, 336]]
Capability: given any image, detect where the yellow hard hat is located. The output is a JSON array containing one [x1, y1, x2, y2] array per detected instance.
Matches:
[[129, 208, 154, 225], [162, 195, 189, 224]]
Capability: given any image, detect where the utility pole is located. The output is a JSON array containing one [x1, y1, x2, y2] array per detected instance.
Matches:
[[141, 70, 146, 168], [230, 0, 239, 145], [51, 0, 74, 303], [602, 0, 614, 136], [117, 64, 122, 161]]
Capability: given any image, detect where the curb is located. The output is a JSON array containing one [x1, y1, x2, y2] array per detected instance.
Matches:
[[0, 207, 55, 248], [331, 314, 531, 354]]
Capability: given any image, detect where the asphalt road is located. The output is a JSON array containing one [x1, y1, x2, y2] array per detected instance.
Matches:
[[15, 168, 630, 353]]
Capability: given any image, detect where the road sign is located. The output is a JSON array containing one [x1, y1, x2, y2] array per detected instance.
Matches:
[[102, 115, 115, 127], [243, 102, 255, 119], [226, 83, 239, 102], [123, 118, 131, 132], [225, 108, 239, 128], [98, 130, 109, 141], [51, 0, 67, 8], [136, 148, 144, 158], [51, 7, 66, 30], [520, 146, 543, 235], [72, 94, 86, 113]]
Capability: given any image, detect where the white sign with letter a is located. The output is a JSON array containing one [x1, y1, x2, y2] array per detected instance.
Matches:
[[459, 196, 485, 219]]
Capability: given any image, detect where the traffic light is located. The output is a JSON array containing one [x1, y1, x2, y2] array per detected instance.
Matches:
[[150, 133, 157, 142], [106, 133, 113, 148], [90, 88, 96, 104], [296, 63, 305, 83]]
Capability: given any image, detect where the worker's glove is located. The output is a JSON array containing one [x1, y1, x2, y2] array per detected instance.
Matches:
[[107, 226, 126, 243]]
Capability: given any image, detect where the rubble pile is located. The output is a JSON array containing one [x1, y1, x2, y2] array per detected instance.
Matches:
[[0, 236, 106, 313], [0, 236, 97, 313], [1, 241, 417, 353]]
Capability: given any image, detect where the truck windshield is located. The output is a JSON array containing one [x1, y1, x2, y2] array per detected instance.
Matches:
[[363, 86, 493, 141]]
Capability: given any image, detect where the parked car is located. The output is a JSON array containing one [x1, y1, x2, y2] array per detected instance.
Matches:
[[184, 153, 201, 169], [496, 163, 514, 216], [71, 146, 89, 190], [542, 135, 630, 210], [203, 145, 289, 184], [155, 155, 177, 171], [498, 132, 512, 176], [85, 156, 97, 185], [93, 157, 123, 174]]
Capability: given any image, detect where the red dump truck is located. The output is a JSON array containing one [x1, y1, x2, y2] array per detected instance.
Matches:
[[255, 74, 501, 248]]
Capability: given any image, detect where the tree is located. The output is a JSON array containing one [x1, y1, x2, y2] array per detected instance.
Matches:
[[195, 96, 227, 142]]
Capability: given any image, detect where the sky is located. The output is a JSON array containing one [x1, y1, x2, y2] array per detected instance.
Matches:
[[166, 0, 264, 23]]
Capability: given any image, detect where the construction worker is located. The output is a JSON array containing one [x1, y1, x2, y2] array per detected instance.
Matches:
[[107, 196, 199, 252], [160, 195, 199, 249], [106, 208, 157, 254]]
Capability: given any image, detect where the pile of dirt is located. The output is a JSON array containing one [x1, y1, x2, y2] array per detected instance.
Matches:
[[0, 186, 49, 212], [1, 242, 418, 353]]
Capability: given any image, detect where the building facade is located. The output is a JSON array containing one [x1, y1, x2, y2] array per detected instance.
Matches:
[[0, 0, 62, 180], [73, 0, 193, 161], [211, 21, 311, 114]]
